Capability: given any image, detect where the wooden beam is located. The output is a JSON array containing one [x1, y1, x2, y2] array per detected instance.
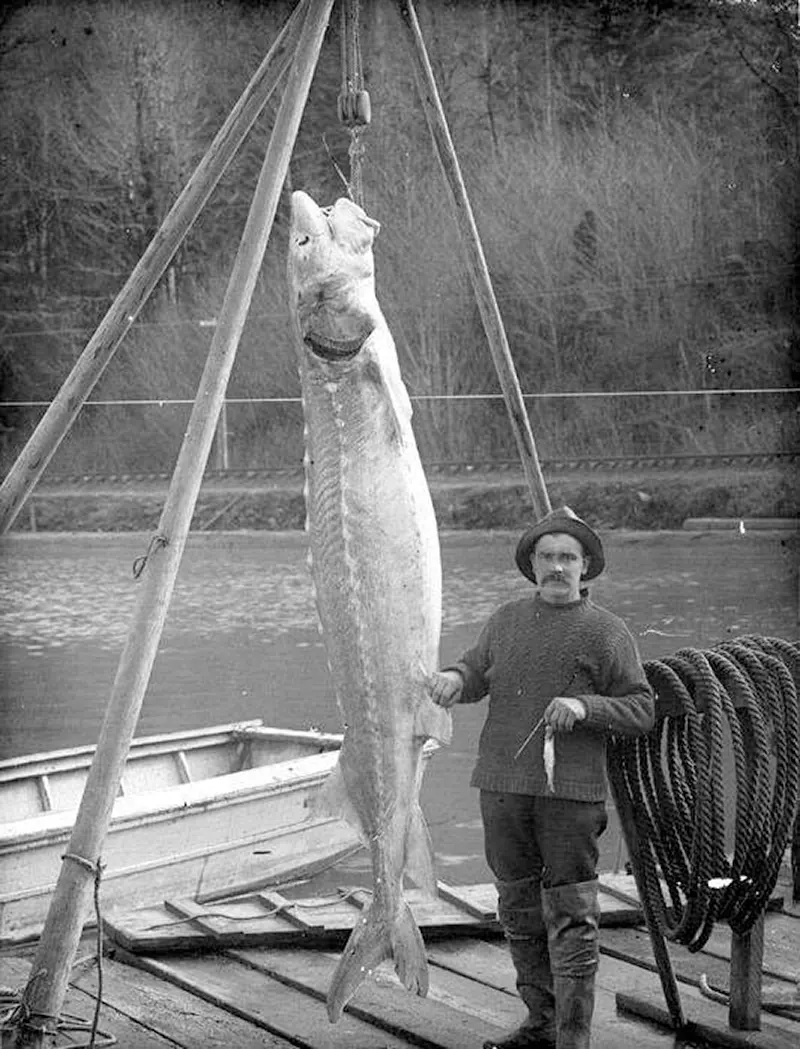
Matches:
[[395, 0, 551, 519], [0, 0, 310, 534], [13, 2, 334, 1044], [608, 770, 686, 1030], [729, 916, 764, 1030]]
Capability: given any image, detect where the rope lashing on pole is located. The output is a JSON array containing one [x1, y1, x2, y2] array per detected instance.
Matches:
[[608, 635, 800, 953], [337, 0, 370, 207]]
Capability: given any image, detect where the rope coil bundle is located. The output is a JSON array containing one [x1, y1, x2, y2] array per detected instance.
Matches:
[[608, 635, 800, 953]]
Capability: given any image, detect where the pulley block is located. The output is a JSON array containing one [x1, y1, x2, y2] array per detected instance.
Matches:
[[337, 88, 371, 127]]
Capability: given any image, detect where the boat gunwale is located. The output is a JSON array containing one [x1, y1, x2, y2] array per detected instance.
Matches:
[[0, 739, 438, 850], [0, 750, 344, 848], [0, 720, 343, 782]]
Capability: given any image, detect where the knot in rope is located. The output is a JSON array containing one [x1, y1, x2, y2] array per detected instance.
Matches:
[[132, 531, 168, 579], [608, 635, 800, 952], [57, 852, 111, 1047]]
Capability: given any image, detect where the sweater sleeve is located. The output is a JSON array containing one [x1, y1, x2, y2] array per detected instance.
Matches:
[[442, 615, 496, 704], [578, 624, 655, 737]]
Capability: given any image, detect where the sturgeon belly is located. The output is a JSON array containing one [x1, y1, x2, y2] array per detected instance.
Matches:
[[305, 372, 440, 734], [302, 336, 449, 1020]]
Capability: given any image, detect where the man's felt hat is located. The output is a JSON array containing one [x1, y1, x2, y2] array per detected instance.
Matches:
[[515, 505, 605, 584]]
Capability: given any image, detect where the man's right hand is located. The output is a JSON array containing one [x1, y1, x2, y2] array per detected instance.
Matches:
[[426, 669, 464, 708]]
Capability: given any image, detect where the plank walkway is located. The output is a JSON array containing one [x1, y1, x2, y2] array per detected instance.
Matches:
[[1, 875, 797, 1049], [100, 881, 641, 955]]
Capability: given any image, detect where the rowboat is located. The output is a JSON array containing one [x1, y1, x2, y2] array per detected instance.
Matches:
[[0, 720, 364, 944]]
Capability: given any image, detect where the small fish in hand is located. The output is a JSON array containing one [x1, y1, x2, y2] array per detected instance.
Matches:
[[544, 726, 556, 793]]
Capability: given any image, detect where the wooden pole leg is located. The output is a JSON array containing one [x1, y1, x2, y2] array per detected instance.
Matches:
[[11, 2, 334, 1045], [729, 915, 764, 1031], [609, 777, 686, 1030], [395, 0, 551, 519]]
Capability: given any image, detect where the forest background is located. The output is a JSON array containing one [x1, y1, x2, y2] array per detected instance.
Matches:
[[0, 0, 797, 477]]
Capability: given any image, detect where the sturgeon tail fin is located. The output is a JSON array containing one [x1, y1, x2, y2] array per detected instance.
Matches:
[[326, 899, 429, 1022]]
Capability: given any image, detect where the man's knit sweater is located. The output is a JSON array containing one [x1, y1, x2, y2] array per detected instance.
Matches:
[[446, 592, 655, 801]]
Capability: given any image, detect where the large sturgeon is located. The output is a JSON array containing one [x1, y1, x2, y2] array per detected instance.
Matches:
[[287, 190, 452, 1022]]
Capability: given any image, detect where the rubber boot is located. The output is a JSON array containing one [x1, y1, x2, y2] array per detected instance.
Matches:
[[483, 875, 556, 1049], [541, 880, 600, 1049]]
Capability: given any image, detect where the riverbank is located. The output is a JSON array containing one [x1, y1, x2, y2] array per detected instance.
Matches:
[[11, 462, 800, 532]]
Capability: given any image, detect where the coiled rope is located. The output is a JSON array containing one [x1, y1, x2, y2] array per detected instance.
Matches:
[[608, 635, 800, 953]]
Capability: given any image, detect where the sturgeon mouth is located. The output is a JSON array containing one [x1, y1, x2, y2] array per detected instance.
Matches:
[[304, 325, 373, 361]]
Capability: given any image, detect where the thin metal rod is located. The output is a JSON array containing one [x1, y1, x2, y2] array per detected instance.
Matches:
[[16, 3, 334, 1044], [395, 0, 550, 518], [514, 716, 545, 760], [0, 0, 310, 535]]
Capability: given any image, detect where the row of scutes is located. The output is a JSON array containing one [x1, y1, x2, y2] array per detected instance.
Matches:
[[608, 635, 800, 952]]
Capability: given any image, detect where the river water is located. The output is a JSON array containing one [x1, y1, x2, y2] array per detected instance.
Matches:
[[1, 528, 797, 885]]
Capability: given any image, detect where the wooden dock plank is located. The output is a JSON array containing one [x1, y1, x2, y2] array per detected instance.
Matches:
[[437, 882, 497, 920], [232, 939, 704, 1049], [617, 986, 798, 1049], [105, 895, 353, 954], [72, 950, 295, 1048], [701, 917, 800, 984], [120, 948, 419, 1049], [425, 940, 682, 1048], [426, 937, 515, 991], [103, 939, 694, 1049], [257, 890, 328, 932], [428, 934, 676, 1002], [0, 956, 179, 1049], [104, 883, 503, 953], [105, 880, 640, 954], [425, 935, 676, 1000], [427, 934, 800, 1047], [232, 945, 506, 1049], [601, 924, 800, 1008]]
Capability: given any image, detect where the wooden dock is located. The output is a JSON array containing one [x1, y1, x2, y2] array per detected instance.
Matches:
[[2, 874, 797, 1049]]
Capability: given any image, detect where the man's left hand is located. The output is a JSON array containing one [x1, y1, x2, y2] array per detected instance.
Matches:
[[545, 696, 588, 732]]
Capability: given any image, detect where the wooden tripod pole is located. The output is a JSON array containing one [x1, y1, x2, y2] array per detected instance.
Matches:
[[396, 0, 551, 519], [0, 0, 310, 536], [398, 0, 684, 1030], [609, 774, 686, 1030], [14, 2, 334, 1044]]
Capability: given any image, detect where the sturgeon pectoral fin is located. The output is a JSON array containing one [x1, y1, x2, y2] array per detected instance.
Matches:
[[414, 696, 453, 745], [404, 802, 438, 897], [327, 899, 428, 1022], [383, 382, 410, 448], [362, 348, 412, 448]]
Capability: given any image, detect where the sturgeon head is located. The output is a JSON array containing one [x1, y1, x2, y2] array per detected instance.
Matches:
[[287, 190, 452, 1022], [288, 190, 380, 359]]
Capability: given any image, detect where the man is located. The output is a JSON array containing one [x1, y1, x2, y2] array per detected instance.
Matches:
[[427, 506, 655, 1049]]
